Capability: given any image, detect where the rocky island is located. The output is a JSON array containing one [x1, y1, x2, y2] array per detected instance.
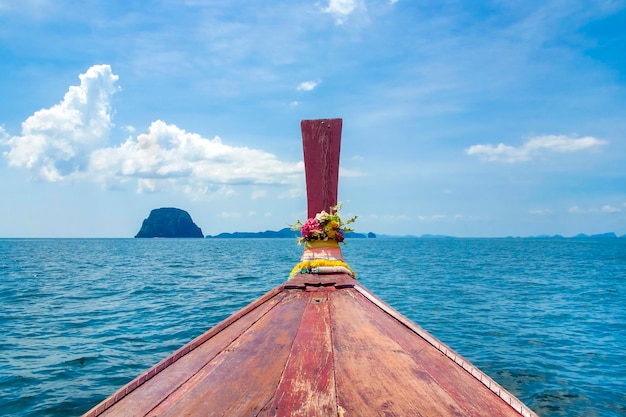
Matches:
[[135, 207, 204, 238]]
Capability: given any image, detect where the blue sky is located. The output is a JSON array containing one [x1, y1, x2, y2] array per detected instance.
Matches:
[[1, 0, 625, 238]]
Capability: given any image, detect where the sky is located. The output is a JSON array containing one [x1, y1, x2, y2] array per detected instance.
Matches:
[[1, 0, 625, 238]]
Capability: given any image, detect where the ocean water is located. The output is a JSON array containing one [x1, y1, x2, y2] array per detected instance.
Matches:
[[0, 238, 624, 417]]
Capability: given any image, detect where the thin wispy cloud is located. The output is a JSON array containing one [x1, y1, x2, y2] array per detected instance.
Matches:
[[417, 214, 447, 222], [569, 205, 622, 214], [529, 209, 553, 215], [466, 135, 608, 163]]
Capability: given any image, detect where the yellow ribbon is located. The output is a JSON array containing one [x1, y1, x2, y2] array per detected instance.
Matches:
[[289, 259, 356, 278]]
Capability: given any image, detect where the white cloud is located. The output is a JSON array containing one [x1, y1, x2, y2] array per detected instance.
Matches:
[[417, 214, 447, 222], [321, 0, 357, 24], [3, 65, 119, 181], [529, 209, 553, 215], [296, 80, 320, 91], [466, 134, 608, 163], [601, 205, 621, 213], [3, 65, 304, 196], [569, 205, 622, 214], [89, 120, 304, 192]]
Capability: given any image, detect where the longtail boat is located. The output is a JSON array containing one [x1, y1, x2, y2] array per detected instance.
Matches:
[[84, 119, 537, 417]]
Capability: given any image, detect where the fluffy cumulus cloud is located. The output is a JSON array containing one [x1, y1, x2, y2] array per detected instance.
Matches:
[[2, 65, 303, 195], [466, 134, 608, 163], [4, 65, 119, 181], [89, 120, 303, 193], [321, 0, 357, 24]]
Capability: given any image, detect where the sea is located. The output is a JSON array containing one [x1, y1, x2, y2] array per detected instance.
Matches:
[[0, 237, 624, 417]]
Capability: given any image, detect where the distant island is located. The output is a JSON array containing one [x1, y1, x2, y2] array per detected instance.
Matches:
[[134, 211, 624, 240], [135, 208, 204, 238], [206, 228, 375, 239], [205, 229, 625, 239], [355, 232, 624, 239], [505, 232, 622, 239]]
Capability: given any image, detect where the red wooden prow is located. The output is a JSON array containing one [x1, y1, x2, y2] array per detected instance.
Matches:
[[301, 119, 342, 218]]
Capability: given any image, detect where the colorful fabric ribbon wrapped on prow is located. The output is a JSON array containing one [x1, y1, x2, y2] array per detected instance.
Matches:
[[289, 204, 357, 278]]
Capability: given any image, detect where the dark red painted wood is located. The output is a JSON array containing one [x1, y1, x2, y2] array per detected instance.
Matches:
[[84, 282, 537, 417], [301, 119, 342, 218], [143, 291, 308, 416], [86, 289, 289, 417], [349, 287, 527, 416], [330, 290, 467, 416], [270, 291, 336, 416]]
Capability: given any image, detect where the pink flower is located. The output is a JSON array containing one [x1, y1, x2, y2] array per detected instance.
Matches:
[[301, 218, 322, 239]]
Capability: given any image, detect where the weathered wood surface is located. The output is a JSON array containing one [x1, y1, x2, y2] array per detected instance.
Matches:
[[269, 291, 336, 416], [84, 278, 536, 416], [301, 118, 342, 218]]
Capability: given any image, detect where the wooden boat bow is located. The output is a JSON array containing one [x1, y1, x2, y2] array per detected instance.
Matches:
[[83, 119, 537, 417]]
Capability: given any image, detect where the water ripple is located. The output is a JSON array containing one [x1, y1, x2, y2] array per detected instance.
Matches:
[[0, 238, 624, 416]]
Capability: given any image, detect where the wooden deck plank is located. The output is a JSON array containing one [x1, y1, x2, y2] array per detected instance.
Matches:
[[142, 289, 309, 416], [97, 290, 291, 417], [268, 291, 337, 417], [353, 284, 536, 417], [330, 289, 467, 417]]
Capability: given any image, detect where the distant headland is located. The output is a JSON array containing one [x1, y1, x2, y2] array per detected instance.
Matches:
[[133, 209, 623, 239], [135, 208, 203, 238], [375, 232, 624, 239], [206, 228, 376, 239]]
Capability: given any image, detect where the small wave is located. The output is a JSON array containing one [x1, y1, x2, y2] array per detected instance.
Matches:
[[62, 356, 100, 367]]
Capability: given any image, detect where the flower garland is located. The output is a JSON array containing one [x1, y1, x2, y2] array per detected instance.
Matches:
[[289, 259, 356, 278], [289, 203, 357, 279], [291, 203, 357, 245]]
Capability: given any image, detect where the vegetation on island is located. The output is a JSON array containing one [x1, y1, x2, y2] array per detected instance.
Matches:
[[135, 208, 203, 238], [205, 228, 375, 239]]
